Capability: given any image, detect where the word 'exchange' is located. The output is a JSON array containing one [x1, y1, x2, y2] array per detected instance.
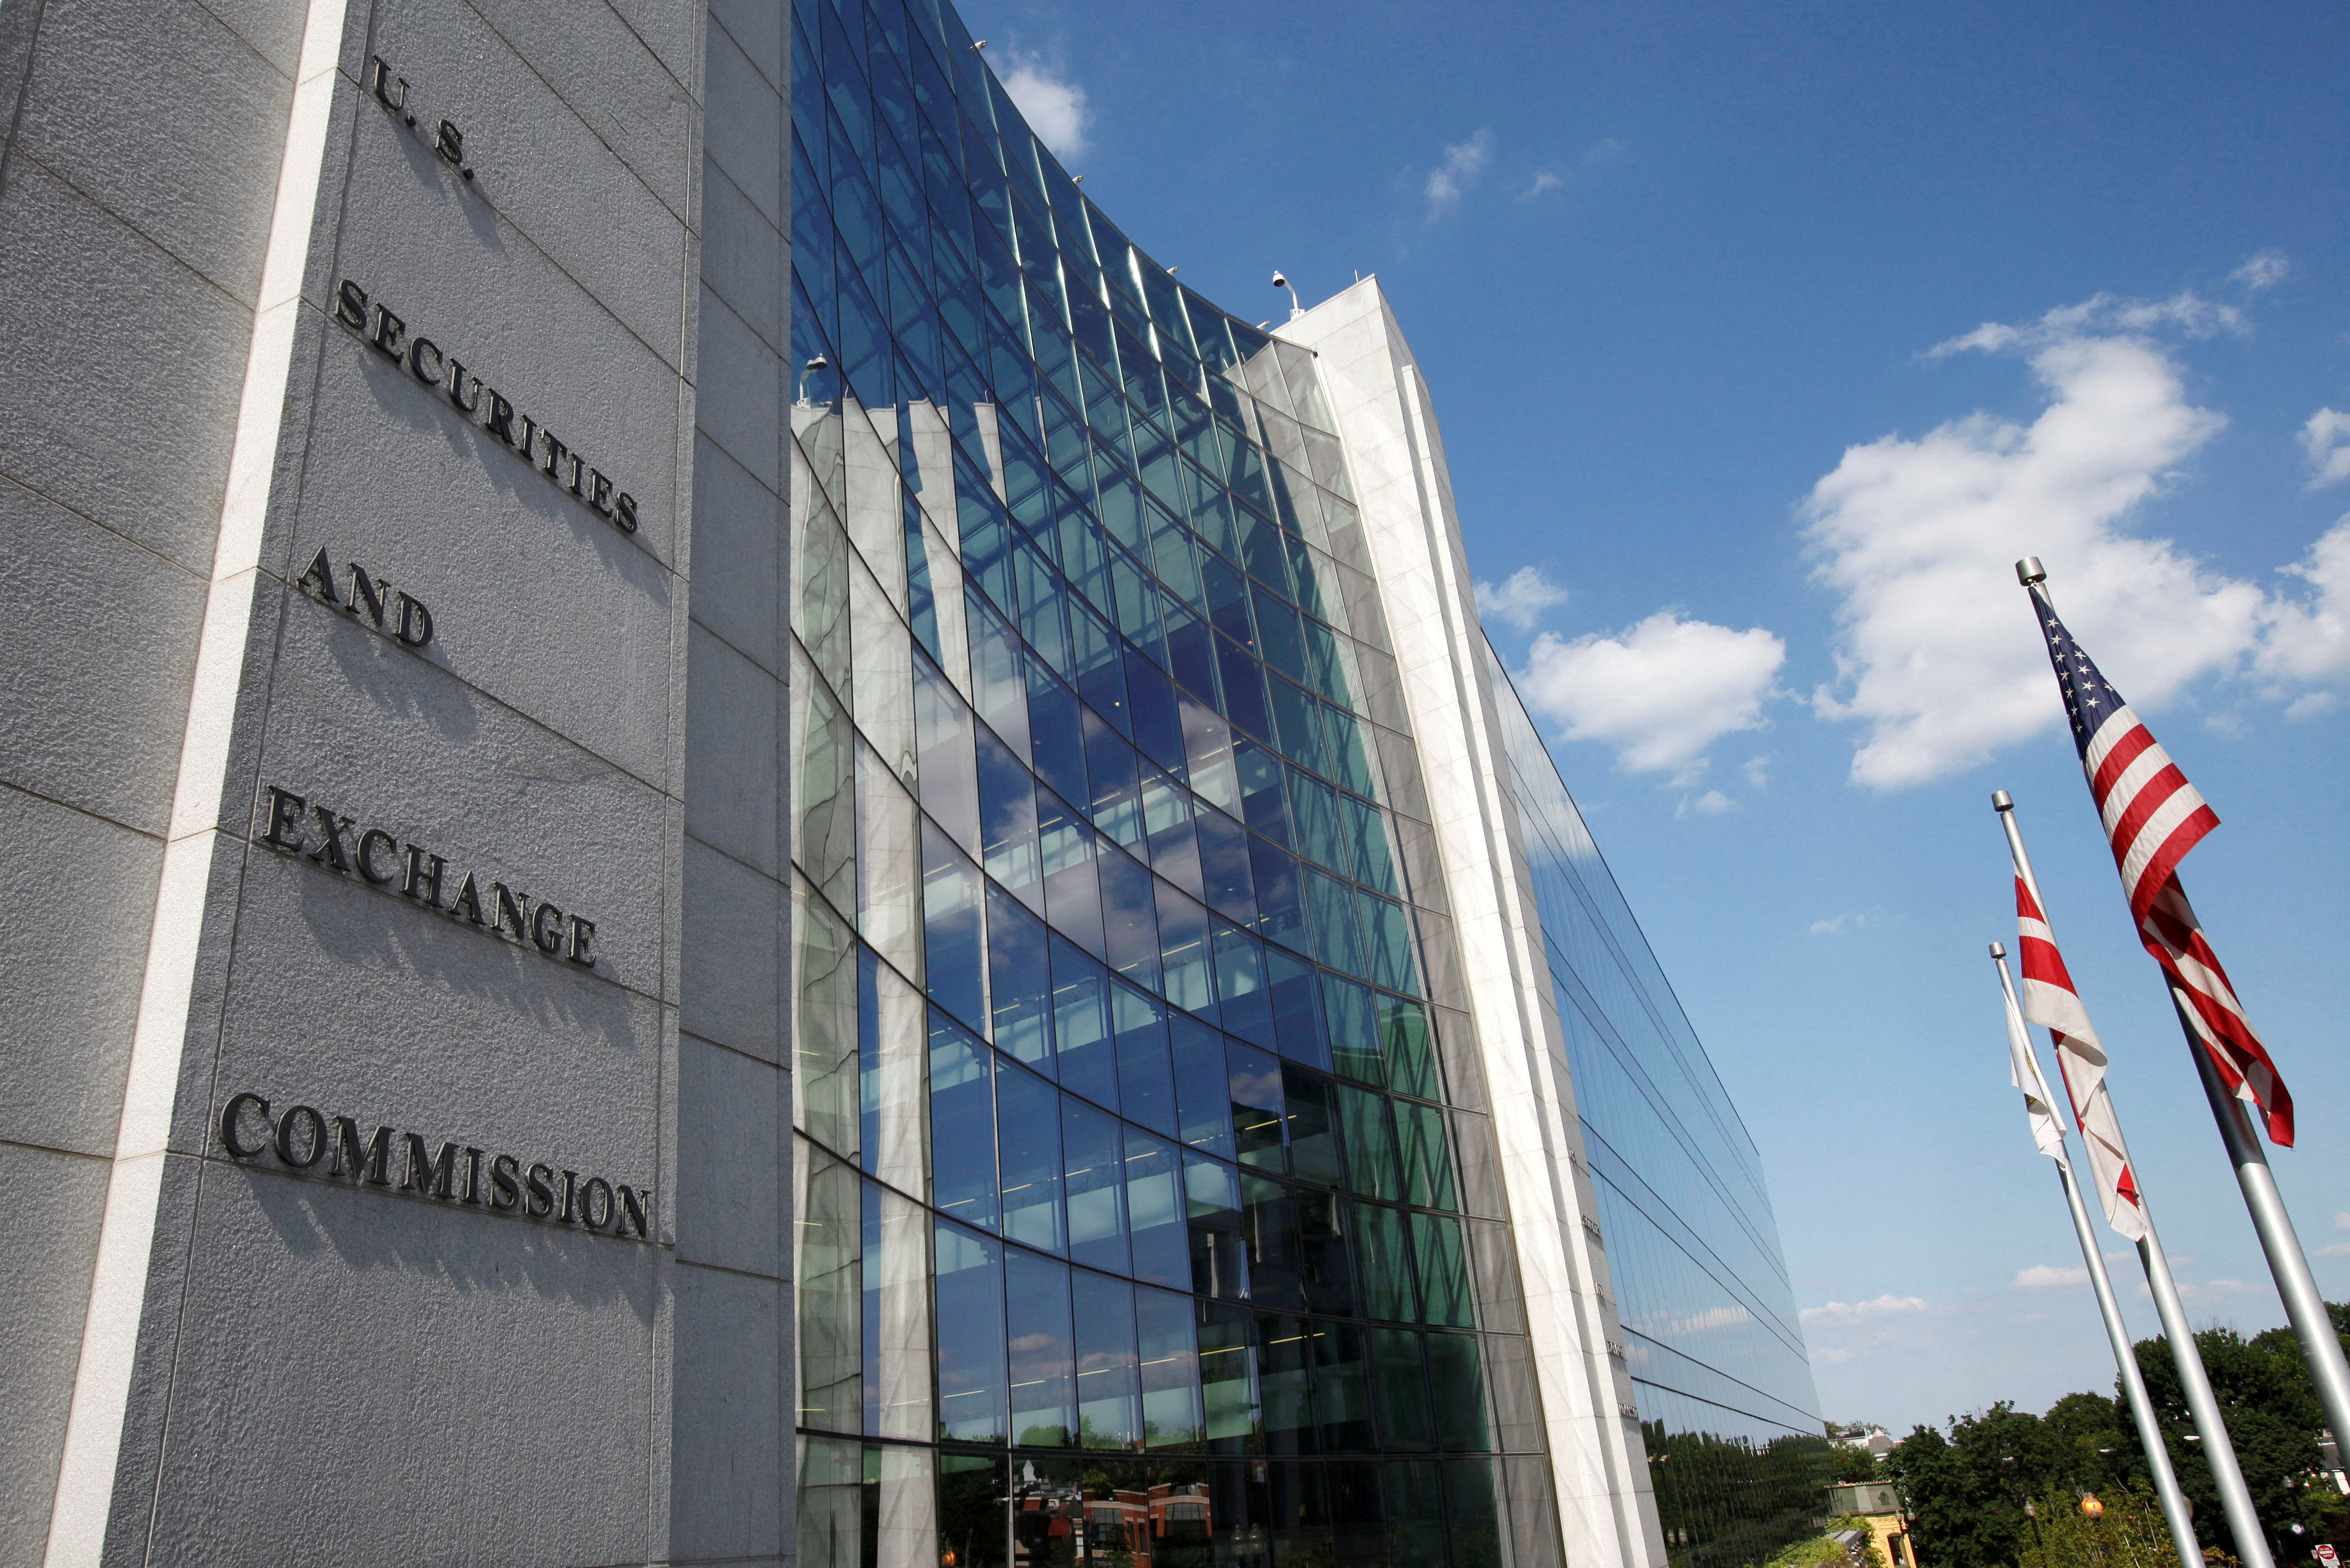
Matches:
[[220, 1092, 652, 1240], [258, 785, 598, 968], [334, 278, 641, 534]]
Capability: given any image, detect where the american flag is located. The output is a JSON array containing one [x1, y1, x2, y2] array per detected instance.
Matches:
[[2028, 590, 2296, 1146], [2014, 874, 2147, 1240]]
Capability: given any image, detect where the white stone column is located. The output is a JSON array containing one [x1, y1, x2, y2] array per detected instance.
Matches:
[[1282, 280, 1667, 1568]]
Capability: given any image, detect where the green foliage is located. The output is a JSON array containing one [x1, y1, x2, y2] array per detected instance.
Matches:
[[1647, 1422, 1837, 1568], [1766, 1517, 1887, 1568], [2016, 1483, 2182, 1568], [1889, 1403, 2073, 1568], [1835, 1446, 1885, 1483], [1887, 1303, 2350, 1568], [2119, 1323, 2341, 1559]]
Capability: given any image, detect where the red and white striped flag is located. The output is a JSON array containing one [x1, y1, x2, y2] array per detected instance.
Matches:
[[2028, 591, 2296, 1146], [2014, 876, 2148, 1240]]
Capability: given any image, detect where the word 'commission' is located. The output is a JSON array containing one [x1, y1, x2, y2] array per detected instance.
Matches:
[[220, 1092, 651, 1239]]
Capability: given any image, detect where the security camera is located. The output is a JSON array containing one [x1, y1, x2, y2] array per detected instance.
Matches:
[[1271, 271, 1288, 288]]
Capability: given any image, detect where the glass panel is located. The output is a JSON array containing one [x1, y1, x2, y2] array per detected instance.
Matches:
[[866, 1179, 936, 1440], [1005, 1248, 1076, 1447], [1112, 981, 1178, 1136], [996, 1055, 1065, 1253], [1411, 1212, 1475, 1328], [1123, 1129, 1189, 1289], [1387, 1458, 1449, 1567], [1353, 1202, 1415, 1323], [1371, 1329, 1434, 1453], [1380, 994, 1440, 1100], [1224, 1040, 1287, 1175], [921, 819, 987, 1031], [1061, 1094, 1128, 1274], [1240, 1174, 1304, 1312], [915, 652, 980, 851], [797, 1142, 862, 1434], [1328, 1458, 1391, 1567], [1396, 1101, 1457, 1212], [796, 886, 860, 1160], [934, 1219, 1007, 1442], [1337, 1084, 1401, 1201], [1184, 1150, 1247, 1300], [1298, 1187, 1358, 1317], [1281, 1065, 1344, 1188], [975, 724, 1041, 904], [1072, 1269, 1141, 1452], [1197, 1300, 1259, 1453], [927, 1009, 996, 1230], [1427, 1334, 1491, 1453], [1169, 1013, 1235, 1159], [1049, 933, 1119, 1109], [1137, 1283, 1203, 1451], [1257, 1314, 1317, 1456], [1445, 1458, 1505, 1568], [986, 884, 1052, 1070], [940, 1452, 1010, 1568]]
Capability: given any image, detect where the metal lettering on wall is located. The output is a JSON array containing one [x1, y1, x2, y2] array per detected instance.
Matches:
[[364, 54, 474, 181], [333, 279, 642, 535], [294, 549, 434, 647], [218, 1091, 653, 1239], [256, 784, 599, 968]]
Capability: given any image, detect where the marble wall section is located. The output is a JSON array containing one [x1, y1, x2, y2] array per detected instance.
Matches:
[[0, 0, 790, 1561]]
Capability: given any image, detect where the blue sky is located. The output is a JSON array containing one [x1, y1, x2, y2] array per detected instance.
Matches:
[[961, 0, 2350, 1433]]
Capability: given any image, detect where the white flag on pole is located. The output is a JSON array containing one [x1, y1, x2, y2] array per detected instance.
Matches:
[[1997, 949, 2070, 1164]]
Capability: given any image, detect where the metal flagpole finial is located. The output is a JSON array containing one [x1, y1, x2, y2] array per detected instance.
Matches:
[[1990, 942, 2007, 959], [2017, 557, 2047, 587], [1991, 789, 2015, 813]]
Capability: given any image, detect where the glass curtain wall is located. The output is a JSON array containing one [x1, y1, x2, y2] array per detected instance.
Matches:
[[786, 2, 1557, 1564], [1487, 646, 1829, 1568]]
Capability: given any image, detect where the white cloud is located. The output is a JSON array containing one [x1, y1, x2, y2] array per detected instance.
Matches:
[[1930, 291, 2246, 357], [2333, 1211, 2350, 1230], [998, 54, 1091, 159], [1809, 912, 1876, 937], [1802, 1294, 1930, 1326], [1475, 565, 1570, 631], [1805, 293, 2273, 789], [2232, 251, 2290, 291], [1423, 130, 1492, 220], [1521, 170, 1562, 199], [2320, 1242, 2350, 1258], [2254, 519, 2350, 684], [2011, 1264, 2089, 1289], [1519, 611, 1786, 783], [1742, 755, 1771, 790], [2299, 410, 2350, 488], [1676, 789, 1735, 818]]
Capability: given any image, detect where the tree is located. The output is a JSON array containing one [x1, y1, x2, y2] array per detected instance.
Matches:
[[2016, 1483, 2182, 1568], [2118, 1325, 2327, 1560], [1887, 1402, 2079, 1568], [1834, 1446, 1883, 1484]]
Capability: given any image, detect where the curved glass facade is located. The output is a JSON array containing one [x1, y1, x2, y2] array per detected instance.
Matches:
[[784, 2, 1819, 1565], [1489, 648, 1829, 1568], [786, 2, 1550, 1565]]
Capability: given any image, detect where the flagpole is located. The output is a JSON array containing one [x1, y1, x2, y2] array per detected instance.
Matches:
[[1996, 793, 2277, 1568], [2172, 989, 2350, 1474], [2016, 559, 2350, 1483], [1993, 945, 2202, 1568]]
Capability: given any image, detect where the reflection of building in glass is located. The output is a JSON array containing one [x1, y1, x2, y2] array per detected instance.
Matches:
[[786, 0, 1821, 1563], [1490, 655, 1831, 1567]]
